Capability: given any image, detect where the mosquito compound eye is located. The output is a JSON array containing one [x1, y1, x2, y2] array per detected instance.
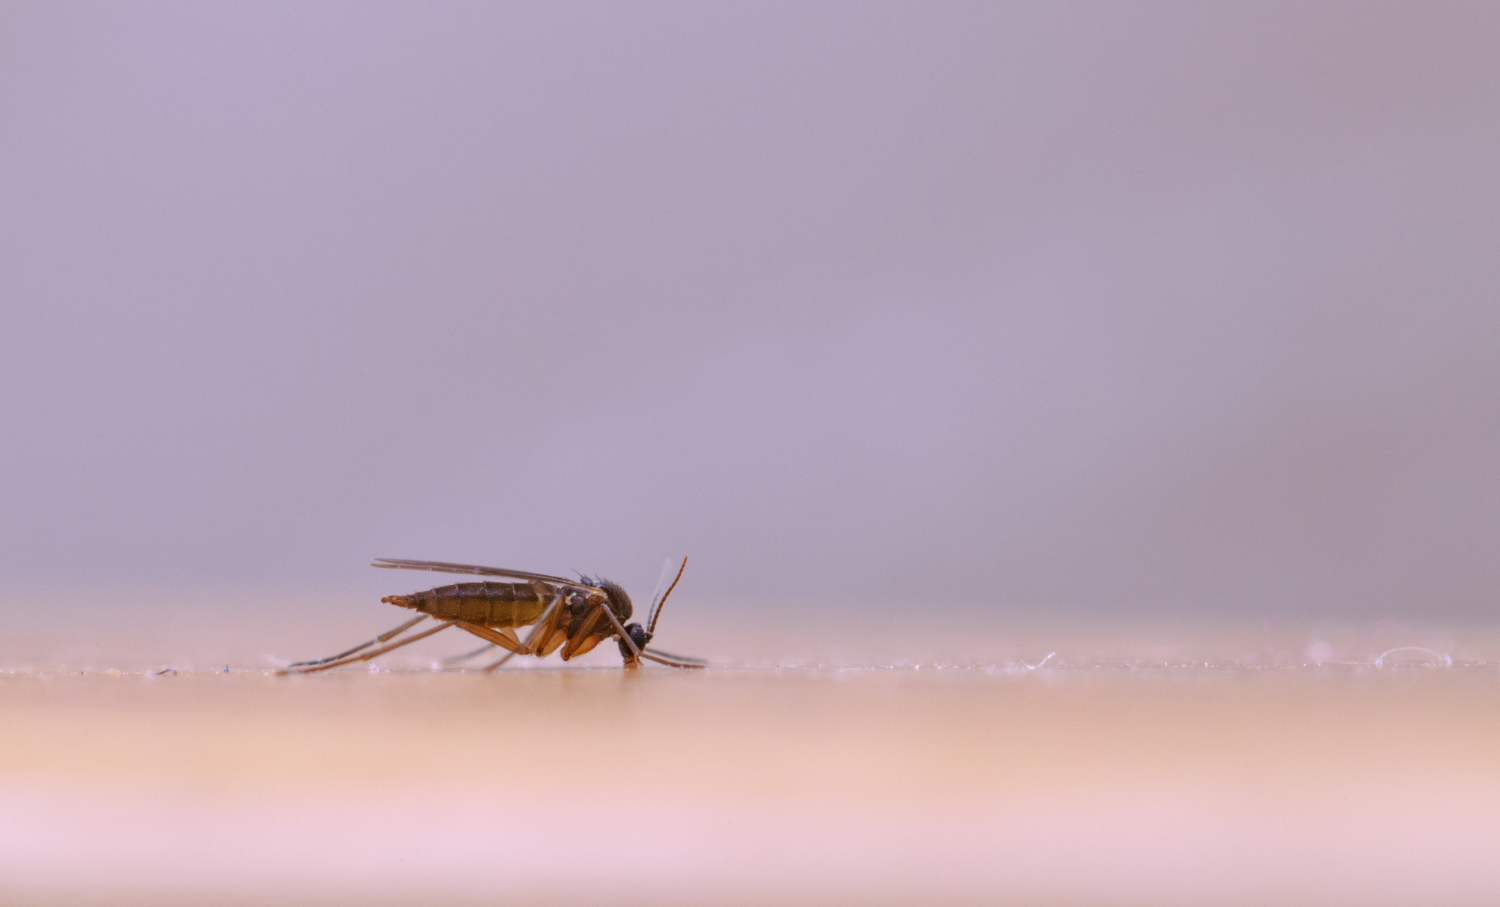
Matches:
[[616, 622, 649, 659]]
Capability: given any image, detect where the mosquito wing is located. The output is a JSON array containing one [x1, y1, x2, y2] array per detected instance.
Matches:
[[372, 558, 590, 589]]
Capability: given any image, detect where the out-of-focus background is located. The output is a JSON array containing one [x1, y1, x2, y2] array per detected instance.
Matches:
[[5, 5, 1500, 906], [4, 0, 1499, 620]]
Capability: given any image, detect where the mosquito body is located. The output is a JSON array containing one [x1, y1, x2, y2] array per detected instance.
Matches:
[[278, 557, 703, 674]]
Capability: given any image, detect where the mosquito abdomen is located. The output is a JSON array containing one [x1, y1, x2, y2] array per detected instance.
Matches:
[[382, 581, 550, 628]]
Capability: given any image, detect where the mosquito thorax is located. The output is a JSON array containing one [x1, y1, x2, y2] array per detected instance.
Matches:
[[565, 592, 591, 619], [597, 579, 633, 621]]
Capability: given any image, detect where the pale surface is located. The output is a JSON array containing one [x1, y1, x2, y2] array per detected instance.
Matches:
[[3, 608, 1499, 906]]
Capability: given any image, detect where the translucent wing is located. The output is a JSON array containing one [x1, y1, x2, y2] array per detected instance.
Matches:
[[372, 558, 590, 589]]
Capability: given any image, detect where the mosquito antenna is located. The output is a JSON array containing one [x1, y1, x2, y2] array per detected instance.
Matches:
[[647, 556, 688, 636], [644, 558, 674, 616]]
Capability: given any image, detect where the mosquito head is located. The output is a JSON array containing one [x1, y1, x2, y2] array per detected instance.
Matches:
[[617, 621, 651, 661]]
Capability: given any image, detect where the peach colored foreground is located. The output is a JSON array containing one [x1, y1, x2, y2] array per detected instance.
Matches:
[[2, 662, 1498, 907]]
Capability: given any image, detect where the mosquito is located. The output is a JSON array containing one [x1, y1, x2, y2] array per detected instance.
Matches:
[[278, 557, 704, 674]]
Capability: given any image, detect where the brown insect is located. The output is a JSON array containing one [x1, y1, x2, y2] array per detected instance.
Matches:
[[278, 557, 704, 674]]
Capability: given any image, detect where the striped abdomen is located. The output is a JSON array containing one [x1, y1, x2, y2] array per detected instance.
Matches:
[[383, 581, 553, 628]]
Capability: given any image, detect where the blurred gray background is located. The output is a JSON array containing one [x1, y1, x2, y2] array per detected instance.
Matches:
[[2, 1, 1498, 618]]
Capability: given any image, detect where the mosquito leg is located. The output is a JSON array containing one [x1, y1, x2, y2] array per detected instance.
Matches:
[[591, 599, 642, 662], [442, 643, 496, 665], [535, 620, 571, 658], [442, 622, 525, 669], [481, 596, 561, 672], [454, 622, 523, 653], [560, 605, 606, 660], [482, 647, 522, 672], [279, 621, 453, 675], [284, 614, 430, 669]]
